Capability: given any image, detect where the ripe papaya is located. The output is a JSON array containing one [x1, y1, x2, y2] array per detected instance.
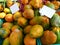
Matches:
[[9, 29, 23, 45]]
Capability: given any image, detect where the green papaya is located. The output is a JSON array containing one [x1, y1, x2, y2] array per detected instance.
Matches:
[[30, 16, 49, 30], [0, 28, 10, 38], [51, 13, 60, 27], [46, 1, 55, 9], [3, 38, 10, 45], [52, 27, 60, 43]]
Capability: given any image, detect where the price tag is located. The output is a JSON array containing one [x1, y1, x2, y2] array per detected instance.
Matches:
[[10, 3, 19, 14], [39, 5, 56, 18]]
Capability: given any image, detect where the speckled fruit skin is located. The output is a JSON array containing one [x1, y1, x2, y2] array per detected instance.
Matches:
[[0, 28, 10, 38], [2, 22, 13, 30], [9, 29, 23, 45], [24, 34, 36, 45], [24, 25, 32, 34], [18, 17, 27, 27], [23, 9, 34, 19], [5, 14, 13, 22], [41, 30, 57, 44], [30, 25, 43, 38], [13, 11, 22, 21]]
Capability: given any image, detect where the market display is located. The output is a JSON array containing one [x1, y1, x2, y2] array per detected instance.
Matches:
[[0, 0, 60, 45]]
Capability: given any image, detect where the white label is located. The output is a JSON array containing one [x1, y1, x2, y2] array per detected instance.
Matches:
[[39, 5, 56, 18], [10, 3, 19, 14]]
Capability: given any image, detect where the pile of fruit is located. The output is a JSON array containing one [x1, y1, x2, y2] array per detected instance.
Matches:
[[0, 0, 60, 45]]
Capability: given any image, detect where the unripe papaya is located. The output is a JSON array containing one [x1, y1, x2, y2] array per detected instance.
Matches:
[[3, 38, 10, 45]]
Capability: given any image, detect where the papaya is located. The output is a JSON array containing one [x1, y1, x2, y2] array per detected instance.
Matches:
[[24, 25, 32, 34], [29, 16, 40, 25], [4, 8, 11, 14], [51, 13, 60, 27], [29, 0, 43, 8], [0, 4, 3, 12], [39, 16, 49, 30], [9, 29, 23, 45], [46, 1, 55, 9], [24, 5, 32, 10], [3, 37, 10, 45], [23, 9, 34, 19], [30, 25, 43, 38], [30, 16, 49, 30], [18, 17, 28, 27], [0, 12, 6, 19], [2, 22, 13, 30], [5, 14, 13, 22], [6, 0, 13, 7], [0, 28, 10, 38], [24, 34, 36, 45], [13, 11, 22, 21], [21, 0, 28, 4], [52, 1, 60, 9], [52, 27, 60, 43], [11, 25, 22, 32], [41, 30, 57, 44]]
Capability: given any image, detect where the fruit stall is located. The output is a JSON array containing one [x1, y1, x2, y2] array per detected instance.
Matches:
[[0, 0, 60, 45]]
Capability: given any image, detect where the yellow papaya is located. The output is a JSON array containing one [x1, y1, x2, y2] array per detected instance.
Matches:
[[9, 29, 23, 45]]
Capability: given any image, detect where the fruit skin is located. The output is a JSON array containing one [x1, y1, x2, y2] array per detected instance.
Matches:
[[30, 25, 43, 38], [5, 14, 13, 22], [24, 5, 32, 10], [0, 28, 10, 38], [0, 4, 3, 12], [30, 16, 49, 30], [52, 1, 60, 9], [21, 0, 28, 4], [4, 8, 11, 14], [13, 11, 22, 21], [46, 1, 55, 9], [41, 30, 57, 44], [29, 16, 40, 25], [39, 16, 49, 30], [24, 25, 32, 34], [18, 17, 27, 27], [29, 0, 43, 8], [23, 9, 34, 19], [0, 12, 6, 19], [7, 0, 13, 7], [24, 34, 36, 45], [11, 25, 22, 32], [9, 29, 23, 45], [51, 13, 60, 27], [2, 22, 13, 30], [2, 38, 10, 45], [52, 27, 60, 43]]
